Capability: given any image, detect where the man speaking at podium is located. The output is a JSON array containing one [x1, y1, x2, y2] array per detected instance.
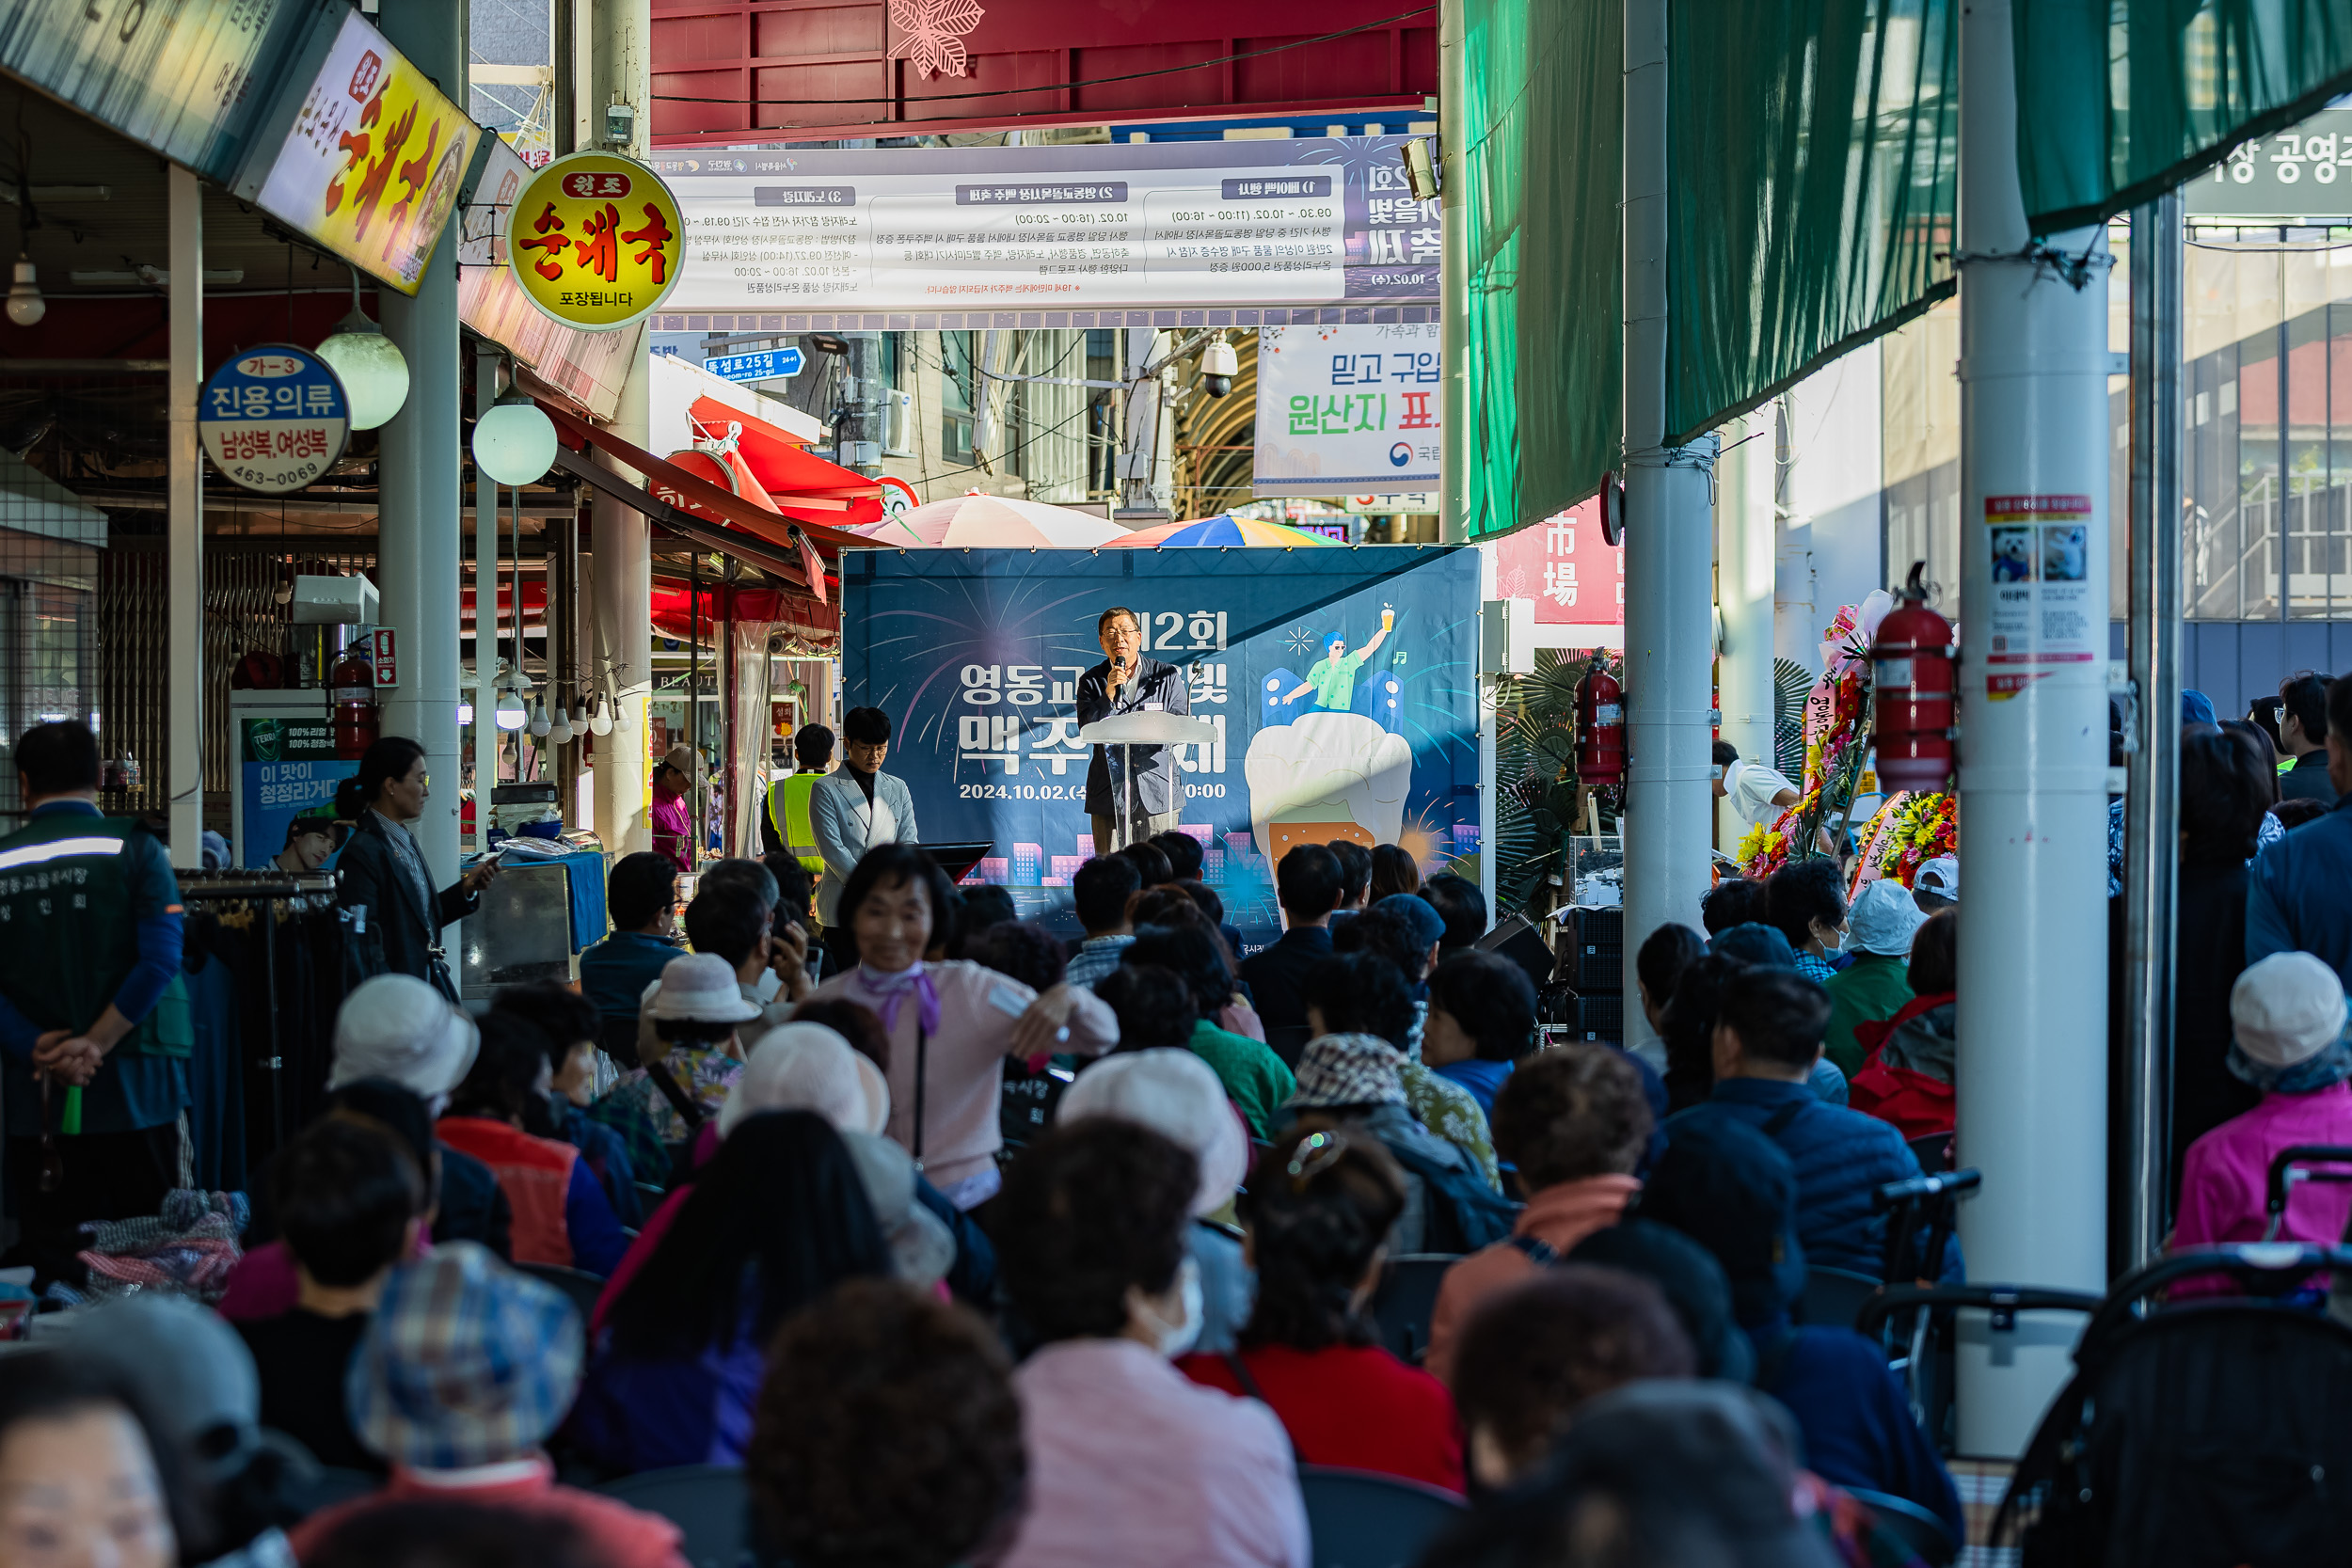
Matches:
[[1077, 606, 1191, 854]]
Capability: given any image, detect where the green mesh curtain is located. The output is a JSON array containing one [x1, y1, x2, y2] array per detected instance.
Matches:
[[2017, 0, 2352, 232], [1665, 0, 1960, 443], [1460, 0, 1620, 541]]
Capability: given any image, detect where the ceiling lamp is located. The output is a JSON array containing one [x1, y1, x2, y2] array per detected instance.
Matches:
[[315, 269, 408, 431], [472, 391, 559, 485], [495, 684, 529, 732], [588, 691, 613, 736], [548, 705, 574, 746], [6, 256, 44, 327], [528, 698, 551, 738]]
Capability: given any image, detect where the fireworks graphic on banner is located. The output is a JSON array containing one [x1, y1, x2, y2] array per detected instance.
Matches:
[[1284, 624, 1320, 657], [888, 0, 985, 77]]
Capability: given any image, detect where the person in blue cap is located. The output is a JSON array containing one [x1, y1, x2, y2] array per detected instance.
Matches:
[[1279, 610, 1394, 712]]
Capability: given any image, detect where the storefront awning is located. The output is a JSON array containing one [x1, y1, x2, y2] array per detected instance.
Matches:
[[549, 444, 828, 597]]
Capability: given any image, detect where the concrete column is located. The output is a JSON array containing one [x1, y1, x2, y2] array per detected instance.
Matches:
[[473, 344, 501, 847], [1953, 0, 2112, 1457], [1620, 0, 1716, 1057], [167, 166, 203, 858], [376, 0, 466, 880], [587, 0, 651, 855], [1439, 0, 1468, 544], [1717, 408, 1777, 847]]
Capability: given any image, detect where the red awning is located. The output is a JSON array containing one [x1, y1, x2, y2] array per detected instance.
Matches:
[[688, 395, 877, 520], [651, 582, 838, 641]]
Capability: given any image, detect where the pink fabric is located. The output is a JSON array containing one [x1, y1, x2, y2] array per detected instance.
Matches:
[[289, 1459, 686, 1568], [811, 960, 1115, 1192], [217, 1229, 433, 1323], [649, 781, 692, 873], [1423, 1174, 1642, 1385], [1218, 1001, 1266, 1043], [1000, 1338, 1309, 1568], [593, 1186, 693, 1335], [2172, 1084, 2352, 1297]]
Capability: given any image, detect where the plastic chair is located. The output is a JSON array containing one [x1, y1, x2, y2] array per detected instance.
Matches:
[[1799, 1265, 1883, 1331], [1368, 1254, 1460, 1365], [518, 1261, 606, 1321], [1844, 1487, 1957, 1567], [597, 1465, 749, 1568], [1297, 1465, 1465, 1568]]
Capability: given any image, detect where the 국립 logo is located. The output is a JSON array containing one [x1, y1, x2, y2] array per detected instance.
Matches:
[[1389, 442, 1412, 467]]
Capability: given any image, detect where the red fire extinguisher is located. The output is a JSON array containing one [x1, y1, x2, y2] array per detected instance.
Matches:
[[1870, 561, 1957, 793], [1576, 657, 1627, 787], [331, 642, 379, 761]]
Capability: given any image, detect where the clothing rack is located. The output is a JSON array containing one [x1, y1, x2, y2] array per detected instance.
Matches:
[[175, 869, 344, 1159]]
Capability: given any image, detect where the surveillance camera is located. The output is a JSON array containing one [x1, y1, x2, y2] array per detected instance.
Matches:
[[1203, 373, 1233, 398], [1200, 335, 1238, 398]]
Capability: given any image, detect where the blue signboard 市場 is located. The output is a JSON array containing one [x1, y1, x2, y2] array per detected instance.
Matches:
[[706, 346, 805, 383]]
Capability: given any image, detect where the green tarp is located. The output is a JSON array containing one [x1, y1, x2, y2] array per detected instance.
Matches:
[[2017, 0, 2352, 234]]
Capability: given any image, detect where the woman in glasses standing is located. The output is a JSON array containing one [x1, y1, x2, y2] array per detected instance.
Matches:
[[337, 736, 499, 1002]]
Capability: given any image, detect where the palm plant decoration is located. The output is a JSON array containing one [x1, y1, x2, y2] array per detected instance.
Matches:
[[1492, 648, 1611, 917]]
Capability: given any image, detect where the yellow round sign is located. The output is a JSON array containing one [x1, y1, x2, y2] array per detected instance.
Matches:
[[510, 151, 685, 331]]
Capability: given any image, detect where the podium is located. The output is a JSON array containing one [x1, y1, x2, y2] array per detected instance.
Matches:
[[1078, 712, 1216, 848]]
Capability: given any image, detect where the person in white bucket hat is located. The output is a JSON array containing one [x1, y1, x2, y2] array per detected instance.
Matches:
[[2174, 951, 2352, 1255], [1821, 881, 1927, 1077]]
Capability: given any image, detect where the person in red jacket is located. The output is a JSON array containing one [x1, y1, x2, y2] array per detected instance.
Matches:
[[1850, 910, 1958, 1141], [1180, 1122, 1466, 1494]]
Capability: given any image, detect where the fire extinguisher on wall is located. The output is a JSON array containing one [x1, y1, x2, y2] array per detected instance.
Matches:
[[331, 641, 379, 761], [1575, 655, 1627, 787], [1871, 561, 1957, 793]]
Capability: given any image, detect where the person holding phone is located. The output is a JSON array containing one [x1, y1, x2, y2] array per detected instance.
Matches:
[[337, 736, 499, 1003], [1077, 606, 1190, 855]]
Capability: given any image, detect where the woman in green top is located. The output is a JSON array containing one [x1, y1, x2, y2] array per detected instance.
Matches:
[[1821, 880, 1926, 1076], [1123, 915, 1295, 1138]]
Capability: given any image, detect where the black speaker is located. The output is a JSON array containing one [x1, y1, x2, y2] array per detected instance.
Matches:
[[1476, 912, 1559, 990], [1567, 906, 1625, 992]]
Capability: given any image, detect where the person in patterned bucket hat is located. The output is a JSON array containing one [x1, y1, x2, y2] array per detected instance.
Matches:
[[287, 1243, 689, 1568]]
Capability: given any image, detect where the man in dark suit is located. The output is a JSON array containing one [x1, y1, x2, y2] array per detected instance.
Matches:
[[1076, 606, 1191, 854], [336, 736, 497, 1002], [1237, 843, 1344, 1068]]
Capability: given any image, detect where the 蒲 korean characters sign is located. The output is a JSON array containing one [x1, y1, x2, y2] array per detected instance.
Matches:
[[246, 8, 479, 294], [199, 345, 350, 496], [511, 151, 685, 331], [1253, 323, 1440, 497], [1491, 499, 1625, 637]]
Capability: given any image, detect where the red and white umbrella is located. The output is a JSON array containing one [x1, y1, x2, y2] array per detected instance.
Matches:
[[851, 489, 1129, 548]]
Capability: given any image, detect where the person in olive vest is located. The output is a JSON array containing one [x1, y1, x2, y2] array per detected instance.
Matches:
[[761, 722, 834, 878], [0, 721, 194, 1280]]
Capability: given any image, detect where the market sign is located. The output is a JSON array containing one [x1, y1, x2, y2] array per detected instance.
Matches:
[[2187, 108, 2352, 221], [1253, 322, 1441, 497], [242, 8, 480, 295], [0, 0, 313, 182], [199, 345, 350, 496], [512, 151, 686, 331]]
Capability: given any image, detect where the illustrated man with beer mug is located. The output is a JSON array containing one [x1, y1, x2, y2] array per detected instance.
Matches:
[[1076, 606, 1192, 855]]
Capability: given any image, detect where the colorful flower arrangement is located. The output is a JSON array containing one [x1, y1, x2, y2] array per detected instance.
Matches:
[[1873, 791, 1957, 885], [1734, 595, 1889, 879]]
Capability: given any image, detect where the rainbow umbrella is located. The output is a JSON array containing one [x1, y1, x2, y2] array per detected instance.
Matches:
[[850, 490, 1128, 548], [1104, 514, 1343, 547]]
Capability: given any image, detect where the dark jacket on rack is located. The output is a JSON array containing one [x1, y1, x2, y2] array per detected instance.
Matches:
[[335, 810, 480, 1002]]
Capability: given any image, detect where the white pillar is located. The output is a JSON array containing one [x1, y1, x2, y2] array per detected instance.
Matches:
[[1717, 408, 1777, 847], [1953, 0, 2111, 1457], [1439, 0, 1468, 546], [473, 345, 501, 847], [377, 0, 465, 880], [1620, 0, 1715, 1056], [588, 0, 652, 856], [167, 166, 203, 860]]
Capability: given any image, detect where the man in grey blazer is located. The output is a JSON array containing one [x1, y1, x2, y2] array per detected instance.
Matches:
[[1076, 605, 1190, 854], [812, 705, 920, 934]]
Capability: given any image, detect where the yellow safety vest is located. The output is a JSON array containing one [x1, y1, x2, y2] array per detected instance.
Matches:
[[769, 771, 825, 875]]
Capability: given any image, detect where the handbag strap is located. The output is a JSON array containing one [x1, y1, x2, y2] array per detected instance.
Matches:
[[645, 1059, 705, 1131]]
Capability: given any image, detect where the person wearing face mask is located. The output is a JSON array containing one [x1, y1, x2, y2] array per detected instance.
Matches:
[[1764, 860, 1851, 983], [808, 844, 1115, 1212], [995, 1117, 1310, 1568], [1666, 969, 1937, 1281]]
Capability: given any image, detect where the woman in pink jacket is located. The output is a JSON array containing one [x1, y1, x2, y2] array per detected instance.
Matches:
[[808, 843, 1116, 1210]]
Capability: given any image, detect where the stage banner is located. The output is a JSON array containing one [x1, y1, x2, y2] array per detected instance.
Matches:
[[839, 546, 1482, 953], [651, 135, 1439, 314]]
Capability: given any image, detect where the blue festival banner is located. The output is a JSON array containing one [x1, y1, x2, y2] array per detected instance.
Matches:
[[839, 546, 1481, 954]]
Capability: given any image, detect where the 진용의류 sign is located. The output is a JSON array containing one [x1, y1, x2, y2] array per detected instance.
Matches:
[[512, 151, 686, 331], [246, 8, 480, 294], [199, 345, 350, 496]]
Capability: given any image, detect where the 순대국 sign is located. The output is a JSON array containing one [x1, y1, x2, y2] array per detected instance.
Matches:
[[512, 150, 687, 331], [199, 345, 350, 496]]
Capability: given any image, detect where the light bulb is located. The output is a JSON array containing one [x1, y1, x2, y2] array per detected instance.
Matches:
[[588, 694, 613, 736], [569, 699, 588, 729], [529, 700, 550, 737], [315, 308, 410, 430], [5, 256, 44, 328], [472, 398, 559, 484], [495, 689, 529, 731], [457, 702, 475, 726], [548, 710, 574, 745]]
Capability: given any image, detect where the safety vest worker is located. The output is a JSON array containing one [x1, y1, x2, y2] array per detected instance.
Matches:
[[0, 721, 192, 1282], [764, 721, 836, 877]]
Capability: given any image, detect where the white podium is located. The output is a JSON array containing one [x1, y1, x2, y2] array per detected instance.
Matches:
[[1078, 711, 1216, 848]]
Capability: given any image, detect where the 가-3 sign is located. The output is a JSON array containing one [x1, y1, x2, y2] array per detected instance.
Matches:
[[199, 345, 350, 496], [512, 151, 685, 331]]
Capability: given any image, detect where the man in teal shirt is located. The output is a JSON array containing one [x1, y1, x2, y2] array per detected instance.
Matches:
[[0, 721, 191, 1281], [1280, 611, 1393, 712]]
